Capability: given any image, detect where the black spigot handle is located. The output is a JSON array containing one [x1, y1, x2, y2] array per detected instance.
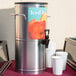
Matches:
[[45, 29, 50, 39], [45, 29, 50, 36], [45, 29, 50, 48], [40, 29, 50, 48]]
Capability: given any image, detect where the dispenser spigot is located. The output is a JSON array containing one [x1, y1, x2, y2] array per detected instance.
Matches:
[[41, 29, 50, 48], [45, 29, 50, 48]]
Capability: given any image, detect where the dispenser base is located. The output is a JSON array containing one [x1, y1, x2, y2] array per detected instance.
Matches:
[[15, 69, 45, 74]]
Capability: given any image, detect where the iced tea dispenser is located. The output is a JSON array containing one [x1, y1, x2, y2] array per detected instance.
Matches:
[[15, 2, 49, 74]]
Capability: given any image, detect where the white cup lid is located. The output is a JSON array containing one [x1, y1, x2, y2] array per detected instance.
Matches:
[[52, 55, 62, 60], [56, 51, 68, 56]]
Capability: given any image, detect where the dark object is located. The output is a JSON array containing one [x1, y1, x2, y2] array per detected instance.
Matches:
[[0, 61, 12, 75], [63, 37, 76, 70], [0, 41, 9, 61]]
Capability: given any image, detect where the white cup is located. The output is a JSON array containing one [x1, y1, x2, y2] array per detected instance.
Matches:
[[52, 55, 63, 75], [56, 51, 68, 70]]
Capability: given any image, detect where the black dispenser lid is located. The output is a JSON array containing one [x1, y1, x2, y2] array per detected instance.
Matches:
[[15, 2, 48, 4]]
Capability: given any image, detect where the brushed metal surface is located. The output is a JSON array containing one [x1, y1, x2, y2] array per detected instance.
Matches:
[[15, 40, 45, 73], [15, 3, 47, 39], [15, 4, 28, 39], [15, 3, 48, 74]]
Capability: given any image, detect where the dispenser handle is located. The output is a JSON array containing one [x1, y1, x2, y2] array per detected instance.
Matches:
[[47, 16, 51, 18], [11, 13, 26, 20]]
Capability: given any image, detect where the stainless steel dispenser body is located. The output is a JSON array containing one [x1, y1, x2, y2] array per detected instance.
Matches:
[[15, 2, 48, 74]]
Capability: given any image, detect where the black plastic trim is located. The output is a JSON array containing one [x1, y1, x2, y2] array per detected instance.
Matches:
[[15, 2, 48, 4]]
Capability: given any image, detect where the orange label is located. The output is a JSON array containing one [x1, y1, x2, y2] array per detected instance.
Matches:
[[28, 7, 47, 39]]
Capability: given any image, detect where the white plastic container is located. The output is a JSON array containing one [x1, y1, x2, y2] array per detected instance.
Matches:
[[46, 41, 56, 68], [56, 51, 68, 70], [52, 55, 63, 75]]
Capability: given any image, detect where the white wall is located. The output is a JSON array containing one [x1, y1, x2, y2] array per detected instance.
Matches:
[[0, 0, 76, 59], [48, 0, 76, 49]]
